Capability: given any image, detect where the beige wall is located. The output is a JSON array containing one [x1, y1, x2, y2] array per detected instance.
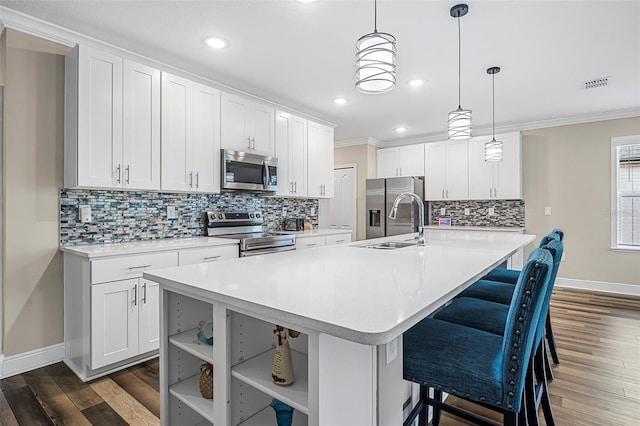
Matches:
[[522, 117, 640, 286], [335, 144, 377, 241], [3, 29, 67, 356]]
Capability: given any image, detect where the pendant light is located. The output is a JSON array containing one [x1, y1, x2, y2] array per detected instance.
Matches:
[[485, 66, 503, 162], [448, 4, 472, 139], [355, 0, 397, 94]]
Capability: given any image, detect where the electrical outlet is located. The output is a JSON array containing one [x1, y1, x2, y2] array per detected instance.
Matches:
[[385, 337, 398, 365], [167, 205, 177, 220], [488, 207, 495, 216], [545, 207, 552, 216], [310, 207, 316, 216], [79, 205, 92, 223], [282, 207, 287, 216], [464, 208, 470, 216], [440, 207, 446, 215]]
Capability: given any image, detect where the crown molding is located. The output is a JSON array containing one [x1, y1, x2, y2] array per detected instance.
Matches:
[[335, 137, 385, 149], [338, 108, 640, 148]]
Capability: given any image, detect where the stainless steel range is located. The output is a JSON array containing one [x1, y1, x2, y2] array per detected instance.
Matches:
[[206, 211, 296, 257]]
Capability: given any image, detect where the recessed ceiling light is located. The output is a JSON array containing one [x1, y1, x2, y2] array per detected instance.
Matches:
[[296, 0, 317, 3], [333, 97, 348, 105], [205, 37, 228, 49], [395, 126, 407, 133], [408, 79, 425, 87]]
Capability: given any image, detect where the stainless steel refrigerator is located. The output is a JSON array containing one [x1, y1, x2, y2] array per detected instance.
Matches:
[[366, 176, 425, 239]]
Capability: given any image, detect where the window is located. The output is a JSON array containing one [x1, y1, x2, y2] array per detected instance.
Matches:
[[611, 136, 640, 249]]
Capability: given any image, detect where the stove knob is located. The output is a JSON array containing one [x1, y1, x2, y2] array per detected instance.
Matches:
[[255, 213, 261, 218], [218, 214, 224, 220], [249, 213, 255, 218]]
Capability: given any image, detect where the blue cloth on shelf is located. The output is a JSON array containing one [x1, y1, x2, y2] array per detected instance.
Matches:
[[270, 398, 294, 426]]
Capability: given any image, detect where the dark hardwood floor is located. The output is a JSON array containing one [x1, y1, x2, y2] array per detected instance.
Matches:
[[1, 288, 638, 425]]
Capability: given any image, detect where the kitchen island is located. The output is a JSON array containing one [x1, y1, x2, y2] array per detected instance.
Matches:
[[144, 229, 536, 426]]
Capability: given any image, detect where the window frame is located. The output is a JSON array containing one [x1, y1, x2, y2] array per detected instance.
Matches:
[[611, 135, 640, 252]]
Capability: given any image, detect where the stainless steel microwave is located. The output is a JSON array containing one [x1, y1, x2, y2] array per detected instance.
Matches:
[[221, 149, 278, 192]]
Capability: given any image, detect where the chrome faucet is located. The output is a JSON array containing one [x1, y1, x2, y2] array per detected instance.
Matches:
[[389, 192, 426, 245]]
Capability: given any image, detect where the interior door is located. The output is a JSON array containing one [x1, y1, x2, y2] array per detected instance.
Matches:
[[319, 166, 357, 241]]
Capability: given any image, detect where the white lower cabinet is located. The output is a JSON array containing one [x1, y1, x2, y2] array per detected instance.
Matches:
[[64, 250, 177, 381], [179, 245, 239, 266], [91, 278, 159, 369], [162, 292, 309, 426], [296, 232, 352, 250]]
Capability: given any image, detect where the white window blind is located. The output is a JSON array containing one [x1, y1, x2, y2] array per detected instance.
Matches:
[[612, 137, 640, 248]]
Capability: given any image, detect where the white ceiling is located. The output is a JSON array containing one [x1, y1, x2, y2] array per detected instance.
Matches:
[[2, 0, 639, 144]]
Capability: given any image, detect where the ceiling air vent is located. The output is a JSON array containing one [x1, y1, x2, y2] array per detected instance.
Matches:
[[583, 76, 610, 89]]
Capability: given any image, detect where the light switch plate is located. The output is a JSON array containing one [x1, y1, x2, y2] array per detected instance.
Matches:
[[311, 207, 316, 216], [440, 207, 446, 215], [79, 205, 92, 223], [488, 207, 495, 216], [167, 205, 177, 220], [545, 207, 552, 216], [464, 208, 470, 216]]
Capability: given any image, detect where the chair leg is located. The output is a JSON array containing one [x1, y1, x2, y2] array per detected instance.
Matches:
[[525, 362, 541, 426], [418, 384, 429, 426], [546, 313, 560, 365], [431, 388, 443, 426], [504, 410, 519, 426]]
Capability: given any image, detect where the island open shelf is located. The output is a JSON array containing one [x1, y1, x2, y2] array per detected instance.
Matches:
[[169, 328, 214, 364], [169, 374, 215, 423]]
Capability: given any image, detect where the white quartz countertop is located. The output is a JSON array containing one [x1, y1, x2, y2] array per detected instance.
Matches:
[[144, 229, 535, 345], [424, 225, 525, 232], [60, 236, 239, 259], [276, 228, 352, 237]]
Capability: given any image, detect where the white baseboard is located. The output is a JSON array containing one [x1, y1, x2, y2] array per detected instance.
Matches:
[[555, 277, 640, 296], [0, 343, 65, 379]]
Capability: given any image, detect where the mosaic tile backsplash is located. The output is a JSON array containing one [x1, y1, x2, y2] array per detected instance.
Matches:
[[60, 190, 318, 245], [429, 199, 525, 227]]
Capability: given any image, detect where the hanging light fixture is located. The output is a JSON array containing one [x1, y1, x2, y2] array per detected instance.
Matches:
[[485, 66, 503, 162], [355, 0, 396, 94], [448, 4, 472, 139]]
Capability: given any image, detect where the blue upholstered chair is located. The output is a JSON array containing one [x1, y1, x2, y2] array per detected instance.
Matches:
[[433, 239, 564, 425], [459, 229, 564, 366], [403, 247, 554, 426]]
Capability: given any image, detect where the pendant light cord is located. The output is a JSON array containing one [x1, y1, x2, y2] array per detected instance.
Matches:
[[457, 16, 461, 108], [492, 73, 496, 138], [374, 0, 378, 32]]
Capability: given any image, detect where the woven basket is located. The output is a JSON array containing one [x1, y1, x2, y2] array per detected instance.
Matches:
[[199, 363, 213, 399]]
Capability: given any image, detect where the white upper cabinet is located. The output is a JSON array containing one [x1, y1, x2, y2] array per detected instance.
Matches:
[[308, 121, 335, 198], [221, 92, 274, 156], [468, 132, 522, 200], [424, 140, 469, 200], [65, 45, 160, 190], [275, 111, 308, 197], [161, 73, 221, 192], [377, 145, 425, 178]]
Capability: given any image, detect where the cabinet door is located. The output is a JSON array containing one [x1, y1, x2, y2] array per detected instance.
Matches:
[[161, 72, 193, 191], [123, 60, 161, 190], [77, 46, 123, 188], [138, 279, 160, 354], [275, 111, 293, 196], [91, 279, 138, 369], [398, 145, 425, 177], [289, 115, 308, 196], [424, 142, 446, 200], [445, 140, 469, 200], [377, 148, 399, 178], [326, 233, 352, 245], [468, 136, 495, 199], [192, 83, 221, 193], [221, 92, 251, 153], [250, 102, 275, 156], [495, 132, 522, 199], [308, 122, 335, 198]]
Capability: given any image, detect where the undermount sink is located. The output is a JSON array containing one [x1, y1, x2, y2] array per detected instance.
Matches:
[[366, 241, 417, 249]]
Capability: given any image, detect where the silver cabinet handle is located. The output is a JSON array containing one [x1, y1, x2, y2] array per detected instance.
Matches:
[[195, 171, 199, 189], [494, 187, 497, 198], [189, 171, 193, 188], [133, 285, 137, 306], [307, 243, 318, 247], [446, 189, 449, 198], [290, 181, 294, 193], [442, 189, 445, 199], [116, 164, 121, 184], [335, 239, 345, 243], [251, 137, 256, 151], [127, 264, 152, 270], [294, 181, 297, 194], [247, 136, 251, 151], [142, 282, 147, 304], [399, 167, 402, 176], [203, 255, 221, 261], [125, 165, 130, 185]]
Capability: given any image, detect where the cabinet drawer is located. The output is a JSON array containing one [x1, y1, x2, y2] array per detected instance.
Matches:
[[326, 234, 352, 245], [91, 251, 177, 284], [178, 245, 239, 266], [296, 235, 326, 250]]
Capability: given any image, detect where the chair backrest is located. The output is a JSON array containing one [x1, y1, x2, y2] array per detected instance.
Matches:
[[538, 231, 560, 248], [533, 238, 564, 345], [551, 228, 565, 241], [500, 247, 554, 412]]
